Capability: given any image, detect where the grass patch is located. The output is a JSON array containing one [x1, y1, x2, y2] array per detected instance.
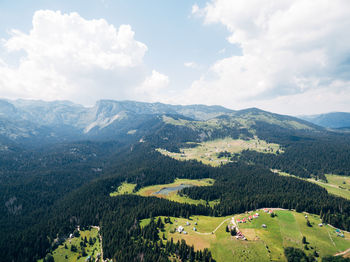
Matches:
[[110, 178, 218, 207], [146, 210, 350, 262], [272, 171, 350, 200], [110, 182, 136, 196], [157, 137, 283, 167], [136, 178, 218, 207], [38, 227, 102, 262], [308, 174, 350, 200]]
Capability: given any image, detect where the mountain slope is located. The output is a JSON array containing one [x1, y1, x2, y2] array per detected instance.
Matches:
[[0, 99, 234, 145], [1, 99, 350, 262], [299, 112, 350, 129]]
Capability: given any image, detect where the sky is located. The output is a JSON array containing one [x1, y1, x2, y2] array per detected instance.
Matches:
[[0, 0, 350, 115]]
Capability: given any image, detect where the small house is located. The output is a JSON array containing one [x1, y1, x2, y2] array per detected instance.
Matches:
[[262, 224, 267, 228], [236, 231, 247, 240], [263, 208, 268, 213], [237, 219, 241, 223], [183, 231, 188, 235], [305, 215, 308, 219], [193, 227, 196, 231], [248, 215, 253, 220], [268, 210, 273, 214], [318, 223, 323, 227], [177, 226, 184, 233], [194, 222, 197, 225], [186, 221, 190, 226]]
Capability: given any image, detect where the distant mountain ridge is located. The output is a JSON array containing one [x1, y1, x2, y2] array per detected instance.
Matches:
[[0, 98, 323, 148], [299, 112, 350, 129], [0, 99, 233, 146]]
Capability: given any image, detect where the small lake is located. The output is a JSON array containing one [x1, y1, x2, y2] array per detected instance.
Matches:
[[154, 184, 194, 195]]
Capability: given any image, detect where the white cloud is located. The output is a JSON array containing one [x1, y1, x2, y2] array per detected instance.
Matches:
[[191, 4, 200, 15], [255, 80, 350, 115], [184, 61, 199, 69], [0, 10, 154, 105], [186, 0, 350, 114], [135, 70, 169, 102]]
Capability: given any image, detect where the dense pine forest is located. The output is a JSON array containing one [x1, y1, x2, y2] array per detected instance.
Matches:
[[1, 103, 350, 261]]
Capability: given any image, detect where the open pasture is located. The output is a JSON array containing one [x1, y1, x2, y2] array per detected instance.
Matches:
[[157, 137, 283, 167], [110, 178, 218, 206], [308, 174, 350, 200], [145, 209, 350, 262], [38, 227, 102, 262]]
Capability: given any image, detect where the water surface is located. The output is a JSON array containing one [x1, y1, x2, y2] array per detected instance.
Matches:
[[154, 184, 193, 195]]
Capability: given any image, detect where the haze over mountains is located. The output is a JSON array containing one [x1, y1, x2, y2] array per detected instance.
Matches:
[[2, 98, 350, 261], [0, 98, 334, 149], [299, 112, 350, 129]]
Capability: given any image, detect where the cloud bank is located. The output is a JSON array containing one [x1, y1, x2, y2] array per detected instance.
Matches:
[[1, 4, 350, 115], [187, 0, 350, 114], [0, 10, 168, 105]]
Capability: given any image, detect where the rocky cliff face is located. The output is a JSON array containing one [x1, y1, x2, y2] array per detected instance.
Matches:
[[0, 99, 234, 146]]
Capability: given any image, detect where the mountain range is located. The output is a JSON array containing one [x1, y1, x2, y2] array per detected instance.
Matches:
[[0, 98, 330, 147], [1, 98, 350, 261], [299, 112, 350, 129]]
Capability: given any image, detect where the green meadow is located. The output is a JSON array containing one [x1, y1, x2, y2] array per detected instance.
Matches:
[[110, 178, 218, 206], [110, 182, 136, 196], [157, 137, 283, 167], [142, 210, 350, 262], [308, 174, 350, 200], [38, 227, 102, 262], [273, 170, 350, 200]]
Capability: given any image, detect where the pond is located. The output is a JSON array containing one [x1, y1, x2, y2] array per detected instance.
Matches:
[[153, 184, 194, 195]]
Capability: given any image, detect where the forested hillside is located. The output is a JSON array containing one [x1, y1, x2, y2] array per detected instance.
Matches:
[[1, 100, 350, 261]]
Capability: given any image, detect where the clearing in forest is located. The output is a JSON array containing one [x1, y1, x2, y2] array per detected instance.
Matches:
[[308, 174, 350, 200], [273, 170, 350, 201], [38, 227, 102, 262], [110, 182, 137, 196], [110, 178, 218, 206], [142, 210, 350, 262], [157, 137, 283, 167]]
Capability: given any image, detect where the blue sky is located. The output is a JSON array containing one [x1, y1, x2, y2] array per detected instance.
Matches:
[[0, 0, 239, 93], [0, 0, 349, 115]]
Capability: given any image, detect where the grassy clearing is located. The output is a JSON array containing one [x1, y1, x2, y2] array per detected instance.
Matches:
[[272, 170, 350, 200], [38, 227, 102, 262], [136, 178, 218, 207], [110, 182, 136, 196], [308, 174, 350, 200], [145, 210, 350, 262], [110, 178, 218, 207], [157, 137, 283, 167]]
